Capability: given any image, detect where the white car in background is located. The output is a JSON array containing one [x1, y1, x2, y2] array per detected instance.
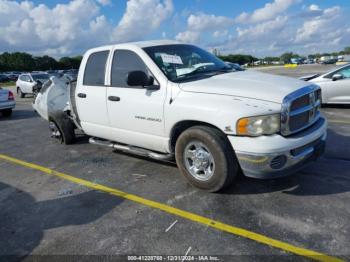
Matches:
[[16, 73, 50, 98], [300, 63, 350, 104]]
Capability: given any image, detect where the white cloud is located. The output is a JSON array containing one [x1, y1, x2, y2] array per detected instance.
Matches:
[[309, 4, 321, 11], [187, 13, 234, 32], [237, 16, 288, 39], [236, 0, 298, 23], [96, 0, 111, 5], [206, 3, 349, 57], [112, 0, 173, 42], [175, 31, 200, 43], [213, 30, 228, 38], [294, 6, 342, 44], [175, 12, 233, 44], [0, 0, 173, 56]]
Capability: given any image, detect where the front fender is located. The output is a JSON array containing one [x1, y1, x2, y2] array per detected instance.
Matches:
[[165, 91, 281, 137]]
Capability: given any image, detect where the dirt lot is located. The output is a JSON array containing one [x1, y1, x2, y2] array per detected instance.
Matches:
[[0, 65, 349, 261]]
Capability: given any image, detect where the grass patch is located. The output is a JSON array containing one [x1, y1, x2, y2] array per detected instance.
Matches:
[[0, 81, 15, 87]]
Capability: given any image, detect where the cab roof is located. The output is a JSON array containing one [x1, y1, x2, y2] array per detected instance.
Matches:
[[88, 40, 183, 52]]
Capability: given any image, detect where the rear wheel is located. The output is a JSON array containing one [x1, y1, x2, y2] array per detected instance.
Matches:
[[49, 113, 76, 145], [17, 87, 25, 98], [1, 109, 12, 117], [175, 126, 239, 192]]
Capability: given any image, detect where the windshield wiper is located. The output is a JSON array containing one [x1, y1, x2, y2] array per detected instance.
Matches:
[[174, 65, 233, 82]]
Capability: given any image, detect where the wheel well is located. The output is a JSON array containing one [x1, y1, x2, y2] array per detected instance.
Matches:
[[170, 120, 226, 153]]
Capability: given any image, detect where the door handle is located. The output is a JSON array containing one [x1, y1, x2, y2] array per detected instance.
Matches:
[[77, 93, 87, 98], [108, 96, 120, 102]]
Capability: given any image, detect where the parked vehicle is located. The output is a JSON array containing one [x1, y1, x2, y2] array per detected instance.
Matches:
[[16, 73, 50, 98], [338, 55, 350, 63], [33, 40, 327, 192], [0, 87, 15, 117], [0, 74, 10, 83], [4, 73, 18, 81], [300, 63, 350, 104], [225, 62, 245, 71], [61, 72, 78, 84], [290, 58, 304, 65]]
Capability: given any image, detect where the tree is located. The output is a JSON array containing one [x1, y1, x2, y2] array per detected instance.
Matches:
[[0, 52, 36, 71], [280, 52, 300, 63], [218, 54, 258, 65], [34, 55, 59, 71], [263, 56, 280, 63], [58, 56, 82, 69], [344, 46, 350, 55]]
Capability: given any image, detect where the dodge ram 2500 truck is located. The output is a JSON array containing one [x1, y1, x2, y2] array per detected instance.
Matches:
[[33, 40, 327, 192]]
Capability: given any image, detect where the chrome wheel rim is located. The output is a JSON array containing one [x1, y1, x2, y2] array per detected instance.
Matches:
[[49, 121, 62, 141], [183, 141, 215, 181]]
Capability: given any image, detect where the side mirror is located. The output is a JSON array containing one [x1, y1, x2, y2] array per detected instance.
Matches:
[[127, 71, 153, 87], [332, 74, 343, 81]]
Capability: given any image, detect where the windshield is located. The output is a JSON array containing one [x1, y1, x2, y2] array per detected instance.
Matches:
[[32, 74, 49, 80], [143, 44, 231, 82]]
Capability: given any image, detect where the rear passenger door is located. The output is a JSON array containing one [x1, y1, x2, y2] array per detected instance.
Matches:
[[75, 50, 111, 138], [106, 49, 167, 152]]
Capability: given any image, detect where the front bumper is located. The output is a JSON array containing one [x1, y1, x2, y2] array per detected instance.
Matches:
[[0, 101, 15, 110], [228, 117, 327, 179]]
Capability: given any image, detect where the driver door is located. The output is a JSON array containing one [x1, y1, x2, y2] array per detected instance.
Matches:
[[106, 49, 167, 152]]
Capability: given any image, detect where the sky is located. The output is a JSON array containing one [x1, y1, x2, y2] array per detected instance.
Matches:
[[0, 0, 349, 58]]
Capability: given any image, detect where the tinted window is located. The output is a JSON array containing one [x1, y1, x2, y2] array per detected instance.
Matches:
[[111, 50, 147, 87], [83, 51, 109, 86]]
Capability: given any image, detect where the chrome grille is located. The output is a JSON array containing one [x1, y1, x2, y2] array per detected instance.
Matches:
[[281, 85, 321, 136]]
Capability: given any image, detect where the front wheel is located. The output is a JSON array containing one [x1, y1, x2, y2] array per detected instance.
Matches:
[[175, 126, 239, 192]]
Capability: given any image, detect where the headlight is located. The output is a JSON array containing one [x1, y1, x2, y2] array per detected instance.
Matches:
[[236, 114, 280, 136]]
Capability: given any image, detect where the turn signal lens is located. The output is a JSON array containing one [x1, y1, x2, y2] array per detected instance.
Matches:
[[237, 118, 249, 135]]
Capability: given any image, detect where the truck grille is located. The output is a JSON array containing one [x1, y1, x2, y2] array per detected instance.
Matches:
[[281, 85, 321, 136]]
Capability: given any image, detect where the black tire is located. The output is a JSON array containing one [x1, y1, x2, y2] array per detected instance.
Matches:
[[175, 126, 239, 192], [49, 113, 76, 145], [17, 87, 25, 98], [1, 109, 12, 117]]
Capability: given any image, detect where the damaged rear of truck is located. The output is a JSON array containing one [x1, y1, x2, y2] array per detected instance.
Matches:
[[33, 76, 78, 145]]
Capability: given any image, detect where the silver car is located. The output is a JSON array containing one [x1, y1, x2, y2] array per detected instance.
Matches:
[[0, 87, 15, 117], [301, 63, 350, 104]]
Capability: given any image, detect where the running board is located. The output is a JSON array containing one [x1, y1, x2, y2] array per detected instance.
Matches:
[[89, 137, 174, 161]]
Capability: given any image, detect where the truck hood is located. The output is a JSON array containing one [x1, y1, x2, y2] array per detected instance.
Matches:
[[179, 70, 309, 104]]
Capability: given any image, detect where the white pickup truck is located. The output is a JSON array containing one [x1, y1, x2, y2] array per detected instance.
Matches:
[[34, 40, 327, 192]]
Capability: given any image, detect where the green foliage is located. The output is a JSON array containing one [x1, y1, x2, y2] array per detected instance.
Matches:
[[34, 55, 59, 70], [0, 52, 35, 71], [0, 52, 82, 72], [343, 46, 350, 54], [280, 52, 301, 63], [218, 54, 258, 65], [59, 56, 82, 69], [263, 56, 280, 62]]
